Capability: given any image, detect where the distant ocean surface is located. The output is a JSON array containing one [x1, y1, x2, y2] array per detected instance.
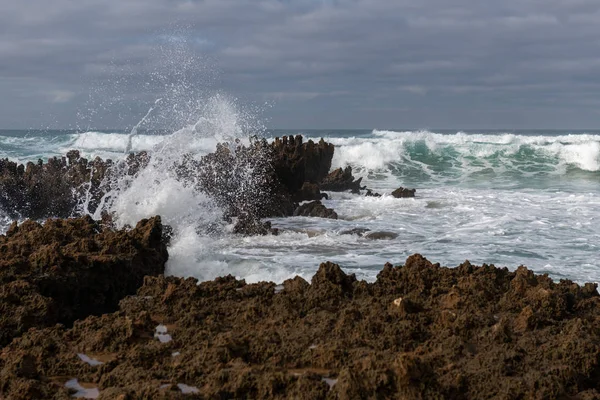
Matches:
[[1, 128, 599, 284]]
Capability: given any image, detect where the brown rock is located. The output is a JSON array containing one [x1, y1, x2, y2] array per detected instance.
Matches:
[[391, 187, 416, 198], [0, 215, 168, 346], [1, 255, 600, 398], [293, 201, 338, 219], [320, 166, 363, 193]]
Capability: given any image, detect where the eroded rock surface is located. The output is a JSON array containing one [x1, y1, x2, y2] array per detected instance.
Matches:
[[0, 151, 149, 220], [1, 255, 599, 399], [320, 166, 363, 193], [0, 215, 168, 346], [293, 201, 338, 219]]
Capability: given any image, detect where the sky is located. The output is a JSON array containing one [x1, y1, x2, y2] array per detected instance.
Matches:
[[2, 0, 600, 130]]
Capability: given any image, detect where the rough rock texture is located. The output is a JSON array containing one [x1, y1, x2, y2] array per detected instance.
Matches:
[[233, 213, 279, 236], [271, 135, 335, 196], [365, 189, 381, 197], [293, 201, 338, 219], [391, 187, 416, 198], [293, 182, 327, 202], [0, 137, 339, 235], [320, 166, 363, 193], [0, 151, 149, 220], [0, 215, 168, 346], [1, 255, 599, 399]]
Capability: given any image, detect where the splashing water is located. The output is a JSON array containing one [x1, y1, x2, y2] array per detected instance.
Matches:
[[85, 94, 271, 281], [124, 98, 162, 154]]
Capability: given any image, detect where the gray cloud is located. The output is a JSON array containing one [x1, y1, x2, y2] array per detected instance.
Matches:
[[1, 0, 600, 129]]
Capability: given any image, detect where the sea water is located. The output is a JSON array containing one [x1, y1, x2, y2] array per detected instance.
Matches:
[[0, 123, 599, 284]]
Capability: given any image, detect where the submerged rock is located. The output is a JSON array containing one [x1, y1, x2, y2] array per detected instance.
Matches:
[[364, 231, 398, 240], [233, 213, 279, 236], [0, 215, 168, 346], [1, 255, 599, 399], [391, 187, 416, 198], [364, 189, 381, 197], [293, 201, 338, 219]]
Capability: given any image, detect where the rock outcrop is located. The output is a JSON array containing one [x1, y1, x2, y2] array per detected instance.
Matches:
[[293, 201, 338, 219], [320, 166, 363, 193], [0, 136, 341, 235], [391, 187, 416, 198], [271, 135, 334, 196], [0, 215, 168, 346], [1, 255, 599, 399], [0, 151, 149, 220]]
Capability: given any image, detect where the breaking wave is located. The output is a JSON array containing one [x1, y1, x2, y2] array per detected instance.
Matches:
[[328, 130, 600, 188]]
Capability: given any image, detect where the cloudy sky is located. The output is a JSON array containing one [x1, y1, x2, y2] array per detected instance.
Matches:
[[2, 0, 600, 129]]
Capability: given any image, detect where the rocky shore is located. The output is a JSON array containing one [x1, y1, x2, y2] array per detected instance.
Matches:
[[1, 253, 599, 399], [2, 137, 598, 399]]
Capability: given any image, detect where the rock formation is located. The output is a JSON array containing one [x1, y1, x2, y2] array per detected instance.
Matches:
[[391, 187, 416, 198], [0, 215, 168, 346], [1, 255, 599, 399], [293, 201, 338, 219], [320, 166, 363, 193]]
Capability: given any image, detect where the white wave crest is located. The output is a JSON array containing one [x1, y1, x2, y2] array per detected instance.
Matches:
[[330, 130, 600, 174]]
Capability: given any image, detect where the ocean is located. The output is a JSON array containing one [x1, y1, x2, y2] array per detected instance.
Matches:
[[1, 125, 599, 285]]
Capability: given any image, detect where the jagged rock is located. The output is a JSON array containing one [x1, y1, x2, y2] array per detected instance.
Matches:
[[271, 136, 335, 194], [2, 256, 600, 399], [293, 182, 327, 202], [320, 166, 363, 193], [293, 201, 338, 219], [391, 187, 416, 198], [0, 151, 149, 220], [364, 189, 381, 197], [233, 213, 278, 236], [0, 215, 168, 346], [179, 139, 297, 220], [0, 136, 336, 236]]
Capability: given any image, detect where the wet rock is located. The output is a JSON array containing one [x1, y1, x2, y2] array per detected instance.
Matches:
[[293, 182, 327, 202], [0, 152, 148, 220], [320, 166, 363, 193], [364, 231, 398, 240], [364, 189, 381, 197], [293, 201, 338, 219], [391, 187, 416, 198], [233, 213, 278, 236], [0, 215, 168, 346], [340, 227, 371, 236], [271, 135, 335, 195]]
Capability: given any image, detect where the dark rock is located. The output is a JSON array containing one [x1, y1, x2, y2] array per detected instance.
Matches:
[[3, 256, 600, 398], [178, 139, 297, 220], [233, 213, 279, 236], [320, 166, 363, 193], [293, 182, 327, 202], [391, 187, 416, 198], [293, 201, 338, 219], [364, 231, 399, 240], [0, 215, 168, 346], [340, 227, 371, 236], [271, 136, 335, 194], [0, 152, 148, 220], [365, 189, 381, 197]]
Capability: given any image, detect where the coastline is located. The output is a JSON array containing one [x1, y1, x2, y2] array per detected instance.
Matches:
[[1, 251, 599, 398], [1, 136, 599, 398]]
